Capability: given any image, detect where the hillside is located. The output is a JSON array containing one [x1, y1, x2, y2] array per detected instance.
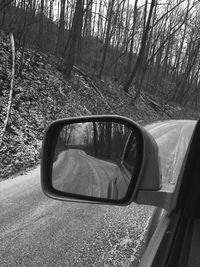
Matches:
[[0, 32, 197, 180]]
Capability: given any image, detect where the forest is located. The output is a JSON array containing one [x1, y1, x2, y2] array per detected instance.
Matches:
[[57, 121, 130, 160], [1, 0, 200, 107], [1, 0, 200, 179]]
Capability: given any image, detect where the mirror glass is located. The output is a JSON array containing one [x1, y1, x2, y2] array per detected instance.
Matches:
[[52, 121, 140, 200]]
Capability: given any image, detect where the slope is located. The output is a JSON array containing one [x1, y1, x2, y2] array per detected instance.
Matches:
[[0, 32, 197, 180]]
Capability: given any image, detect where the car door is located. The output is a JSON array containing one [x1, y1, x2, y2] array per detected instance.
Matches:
[[139, 119, 200, 267]]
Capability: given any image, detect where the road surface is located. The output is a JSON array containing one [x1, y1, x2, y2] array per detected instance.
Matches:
[[145, 120, 195, 184], [0, 120, 196, 266], [52, 149, 130, 199]]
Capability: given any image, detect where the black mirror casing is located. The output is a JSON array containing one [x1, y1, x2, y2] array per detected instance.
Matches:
[[41, 115, 146, 205]]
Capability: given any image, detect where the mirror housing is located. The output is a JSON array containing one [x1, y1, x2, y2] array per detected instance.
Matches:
[[41, 115, 162, 205]]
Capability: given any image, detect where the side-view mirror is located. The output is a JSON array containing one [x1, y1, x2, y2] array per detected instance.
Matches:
[[41, 115, 162, 206]]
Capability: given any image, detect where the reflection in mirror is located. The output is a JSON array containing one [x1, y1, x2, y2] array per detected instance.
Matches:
[[52, 121, 139, 200]]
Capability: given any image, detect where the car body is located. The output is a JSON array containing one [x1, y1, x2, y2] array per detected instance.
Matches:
[[41, 115, 200, 266], [144, 120, 196, 245]]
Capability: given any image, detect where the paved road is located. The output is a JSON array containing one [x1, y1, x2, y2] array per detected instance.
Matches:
[[146, 120, 196, 184], [52, 149, 129, 199], [0, 120, 196, 266]]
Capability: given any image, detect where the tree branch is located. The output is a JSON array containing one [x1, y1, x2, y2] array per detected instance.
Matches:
[[0, 33, 15, 148]]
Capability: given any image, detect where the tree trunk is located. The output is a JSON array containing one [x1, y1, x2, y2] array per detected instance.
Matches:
[[93, 122, 98, 156], [98, 0, 115, 79], [55, 0, 66, 56], [104, 122, 112, 159], [123, 0, 156, 93], [125, 0, 138, 81], [64, 0, 84, 78], [38, 0, 44, 50]]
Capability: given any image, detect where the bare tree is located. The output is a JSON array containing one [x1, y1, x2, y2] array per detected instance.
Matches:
[[125, 0, 138, 81], [0, 33, 15, 148], [55, 0, 66, 55], [123, 0, 156, 94], [98, 0, 115, 79], [38, 0, 44, 50], [64, 0, 84, 77]]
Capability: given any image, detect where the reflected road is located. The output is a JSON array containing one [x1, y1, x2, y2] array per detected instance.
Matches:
[[53, 149, 117, 198], [53, 149, 130, 199]]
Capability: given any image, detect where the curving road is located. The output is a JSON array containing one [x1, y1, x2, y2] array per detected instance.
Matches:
[[52, 149, 117, 198], [0, 120, 196, 266], [52, 149, 129, 200]]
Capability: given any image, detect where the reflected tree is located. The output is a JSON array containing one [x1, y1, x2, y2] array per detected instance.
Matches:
[[93, 122, 98, 156], [56, 121, 132, 164]]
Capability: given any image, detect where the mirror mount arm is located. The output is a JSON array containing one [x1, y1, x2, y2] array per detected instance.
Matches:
[[135, 184, 175, 212]]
